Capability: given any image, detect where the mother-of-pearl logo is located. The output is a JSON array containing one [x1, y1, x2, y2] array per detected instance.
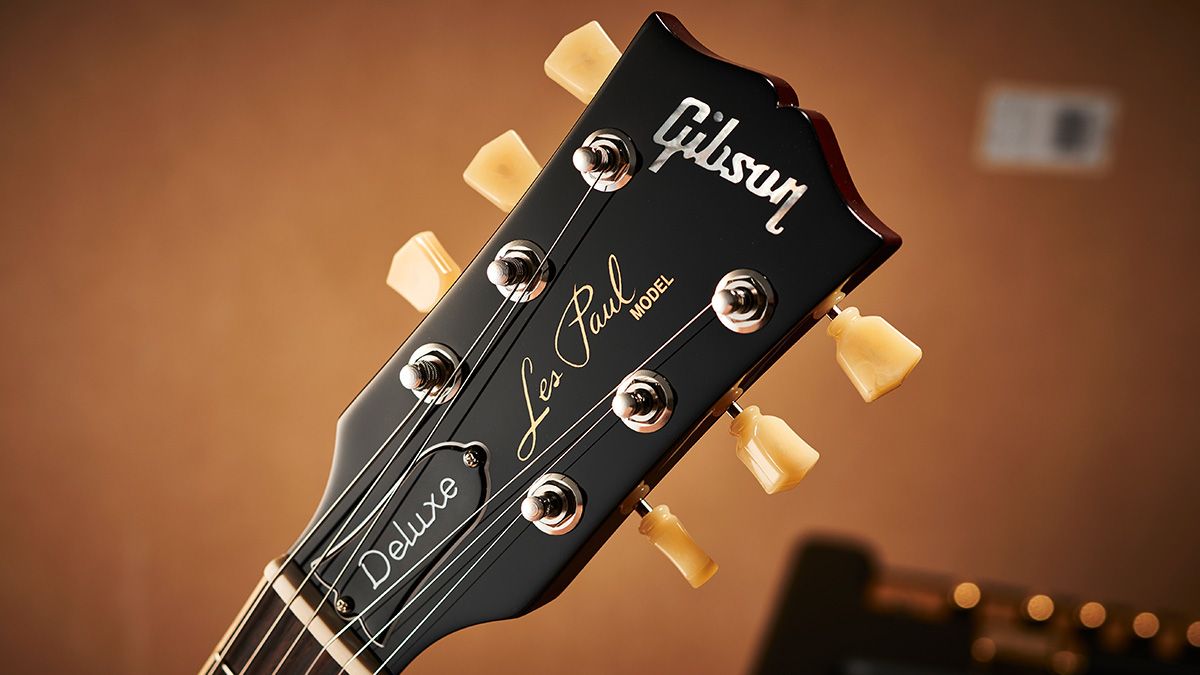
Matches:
[[650, 96, 807, 235]]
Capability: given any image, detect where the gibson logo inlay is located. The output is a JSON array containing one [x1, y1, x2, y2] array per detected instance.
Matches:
[[357, 477, 459, 590], [650, 96, 808, 234]]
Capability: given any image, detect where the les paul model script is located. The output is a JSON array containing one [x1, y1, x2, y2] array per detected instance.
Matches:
[[203, 14, 922, 675]]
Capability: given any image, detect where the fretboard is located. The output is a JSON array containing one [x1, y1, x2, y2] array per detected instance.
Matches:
[[203, 559, 379, 675]]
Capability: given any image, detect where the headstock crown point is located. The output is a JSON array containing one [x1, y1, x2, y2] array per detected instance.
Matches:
[[827, 307, 922, 402], [727, 403, 819, 494], [386, 231, 461, 313], [544, 21, 621, 104], [463, 130, 542, 213]]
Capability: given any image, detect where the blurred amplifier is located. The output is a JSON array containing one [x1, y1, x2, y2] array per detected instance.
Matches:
[[753, 537, 1200, 674]]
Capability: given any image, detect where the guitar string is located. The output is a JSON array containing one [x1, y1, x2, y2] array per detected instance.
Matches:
[[208, 390, 431, 675], [340, 401, 614, 667], [377, 515, 525, 674], [247, 289, 514, 675], [309, 303, 714, 674], [267, 174, 605, 673], [231, 171, 601, 674], [225, 210, 570, 672], [364, 304, 715, 674], [234, 291, 502, 675], [242, 174, 604, 675]]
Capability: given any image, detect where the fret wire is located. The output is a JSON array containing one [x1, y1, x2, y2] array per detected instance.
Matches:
[[213, 389, 429, 675], [271, 275, 529, 674], [235, 240, 521, 672], [306, 376, 616, 675]]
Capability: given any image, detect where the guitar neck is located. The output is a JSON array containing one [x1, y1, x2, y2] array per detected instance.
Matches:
[[204, 560, 379, 675], [203, 13, 922, 675]]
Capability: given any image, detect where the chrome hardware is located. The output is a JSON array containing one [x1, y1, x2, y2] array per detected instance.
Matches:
[[575, 128, 637, 192], [572, 146, 613, 173], [522, 473, 584, 535], [399, 343, 463, 404], [487, 240, 551, 303], [711, 268, 776, 334], [612, 369, 675, 433], [462, 447, 483, 468]]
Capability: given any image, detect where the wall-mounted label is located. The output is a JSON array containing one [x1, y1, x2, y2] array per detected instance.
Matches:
[[979, 86, 1118, 172]]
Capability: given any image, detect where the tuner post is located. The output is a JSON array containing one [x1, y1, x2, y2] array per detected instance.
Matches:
[[399, 343, 464, 405], [522, 473, 584, 535], [711, 269, 775, 333], [612, 370, 675, 433], [487, 240, 551, 302], [572, 145, 615, 174], [574, 128, 637, 191]]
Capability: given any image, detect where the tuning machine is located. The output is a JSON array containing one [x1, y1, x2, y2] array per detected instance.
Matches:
[[573, 129, 637, 191], [820, 296, 922, 402], [521, 473, 584, 535], [726, 401, 818, 494], [611, 370, 674, 433], [399, 343, 464, 404], [634, 500, 717, 589], [545, 21, 621, 104], [463, 130, 542, 213], [487, 239, 551, 302], [711, 269, 775, 333], [387, 231, 462, 313]]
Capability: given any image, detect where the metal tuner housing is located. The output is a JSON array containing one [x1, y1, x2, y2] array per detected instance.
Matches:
[[573, 128, 638, 192], [522, 473, 585, 535], [487, 239, 552, 303], [611, 369, 675, 433], [398, 342, 464, 404], [711, 268, 776, 334]]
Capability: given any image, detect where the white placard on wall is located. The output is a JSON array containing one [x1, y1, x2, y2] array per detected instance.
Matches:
[[979, 86, 1118, 172]]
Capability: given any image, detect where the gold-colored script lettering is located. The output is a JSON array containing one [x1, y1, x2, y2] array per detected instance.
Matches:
[[517, 357, 555, 462], [518, 255, 671, 461], [553, 254, 635, 369]]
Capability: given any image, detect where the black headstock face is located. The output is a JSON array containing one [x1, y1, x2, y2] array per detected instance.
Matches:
[[290, 12, 899, 672]]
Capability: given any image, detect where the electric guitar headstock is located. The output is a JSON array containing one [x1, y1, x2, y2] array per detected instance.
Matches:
[[205, 13, 922, 675]]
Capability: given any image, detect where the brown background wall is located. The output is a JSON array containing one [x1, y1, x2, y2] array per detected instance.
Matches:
[[1, 1, 1197, 673]]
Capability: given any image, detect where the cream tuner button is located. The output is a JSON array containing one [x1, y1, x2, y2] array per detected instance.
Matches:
[[727, 402, 819, 494], [462, 130, 541, 213], [635, 500, 717, 589], [544, 21, 621, 104], [826, 306, 922, 402], [386, 231, 461, 313]]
